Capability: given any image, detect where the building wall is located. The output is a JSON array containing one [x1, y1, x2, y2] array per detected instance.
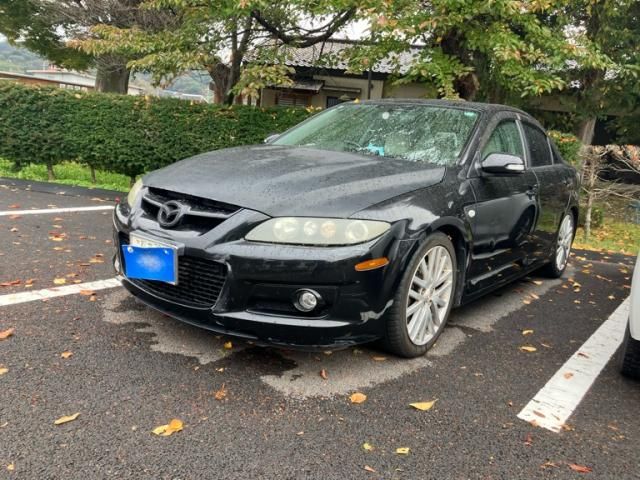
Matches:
[[259, 74, 432, 109]]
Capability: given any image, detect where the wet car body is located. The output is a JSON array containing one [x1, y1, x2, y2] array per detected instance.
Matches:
[[113, 99, 579, 351]]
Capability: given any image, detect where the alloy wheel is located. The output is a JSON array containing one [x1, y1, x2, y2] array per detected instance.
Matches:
[[555, 214, 573, 271], [406, 245, 454, 346]]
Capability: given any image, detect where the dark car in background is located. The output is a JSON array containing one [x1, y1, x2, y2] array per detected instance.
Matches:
[[113, 99, 579, 358]]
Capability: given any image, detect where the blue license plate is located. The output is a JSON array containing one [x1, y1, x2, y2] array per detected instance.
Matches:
[[122, 245, 177, 284]]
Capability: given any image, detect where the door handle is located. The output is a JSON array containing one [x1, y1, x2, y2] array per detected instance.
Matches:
[[526, 184, 538, 197]]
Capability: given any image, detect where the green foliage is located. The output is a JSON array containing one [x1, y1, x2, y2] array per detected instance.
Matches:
[[577, 206, 603, 230], [0, 158, 132, 192], [0, 82, 311, 181], [548, 130, 582, 168]]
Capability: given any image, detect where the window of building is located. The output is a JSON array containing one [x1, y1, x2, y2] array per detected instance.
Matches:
[[276, 93, 311, 108]]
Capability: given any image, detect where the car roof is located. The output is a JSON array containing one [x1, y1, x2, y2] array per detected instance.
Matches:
[[358, 98, 530, 117]]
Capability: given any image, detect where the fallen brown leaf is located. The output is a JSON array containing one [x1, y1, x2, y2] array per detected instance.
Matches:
[[363, 465, 376, 473], [568, 463, 592, 473], [319, 369, 328, 380], [563, 372, 574, 379], [409, 399, 437, 411], [54, 413, 80, 425], [214, 384, 227, 401], [223, 341, 233, 350], [79, 290, 95, 296], [152, 418, 183, 436], [0, 280, 20, 287], [60, 351, 73, 359], [0, 328, 15, 340], [520, 346, 537, 353], [350, 392, 367, 404], [371, 356, 387, 361]]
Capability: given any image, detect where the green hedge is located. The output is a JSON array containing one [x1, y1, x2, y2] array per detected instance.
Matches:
[[0, 82, 312, 182]]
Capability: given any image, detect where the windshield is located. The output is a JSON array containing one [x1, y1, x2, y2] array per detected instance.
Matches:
[[273, 103, 479, 166]]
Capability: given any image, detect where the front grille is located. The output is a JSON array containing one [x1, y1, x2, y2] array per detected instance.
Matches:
[[119, 232, 226, 308], [141, 187, 240, 233]]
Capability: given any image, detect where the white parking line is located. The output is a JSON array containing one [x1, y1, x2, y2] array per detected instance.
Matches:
[[0, 205, 114, 216], [517, 297, 630, 432], [0, 278, 121, 307]]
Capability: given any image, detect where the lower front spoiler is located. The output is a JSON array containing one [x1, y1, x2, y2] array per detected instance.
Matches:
[[119, 277, 383, 351]]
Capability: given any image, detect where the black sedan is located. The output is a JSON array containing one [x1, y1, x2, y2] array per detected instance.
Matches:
[[113, 99, 579, 358]]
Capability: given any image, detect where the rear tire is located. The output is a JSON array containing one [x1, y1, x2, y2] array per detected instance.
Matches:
[[621, 322, 640, 380], [382, 232, 457, 358], [541, 212, 574, 278]]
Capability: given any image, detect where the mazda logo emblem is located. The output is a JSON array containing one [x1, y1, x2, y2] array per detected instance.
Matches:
[[157, 200, 186, 227]]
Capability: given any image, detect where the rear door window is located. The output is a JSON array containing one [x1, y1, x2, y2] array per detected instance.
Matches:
[[522, 124, 553, 167]]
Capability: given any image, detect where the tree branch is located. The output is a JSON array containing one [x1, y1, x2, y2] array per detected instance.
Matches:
[[250, 8, 356, 48]]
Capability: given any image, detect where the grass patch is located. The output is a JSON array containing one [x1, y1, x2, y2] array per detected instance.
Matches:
[[0, 158, 129, 192], [574, 221, 640, 255]]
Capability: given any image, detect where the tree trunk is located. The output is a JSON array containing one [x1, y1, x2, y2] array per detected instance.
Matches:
[[95, 60, 131, 94], [47, 163, 55, 181], [90, 165, 97, 184], [577, 117, 597, 145]]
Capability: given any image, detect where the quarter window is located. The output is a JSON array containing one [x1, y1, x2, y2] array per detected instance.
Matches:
[[523, 124, 553, 167], [482, 121, 524, 159]]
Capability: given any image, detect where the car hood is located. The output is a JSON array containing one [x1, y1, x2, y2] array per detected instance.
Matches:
[[143, 145, 445, 218]]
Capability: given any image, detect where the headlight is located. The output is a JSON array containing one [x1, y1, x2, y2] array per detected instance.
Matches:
[[245, 217, 390, 246], [127, 179, 143, 207]]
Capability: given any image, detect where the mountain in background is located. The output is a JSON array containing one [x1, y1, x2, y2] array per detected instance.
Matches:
[[0, 38, 48, 72]]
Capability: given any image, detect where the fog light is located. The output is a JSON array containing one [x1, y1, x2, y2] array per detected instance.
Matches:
[[294, 289, 320, 312]]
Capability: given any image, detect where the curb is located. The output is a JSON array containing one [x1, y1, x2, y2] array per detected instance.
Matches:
[[0, 177, 125, 201]]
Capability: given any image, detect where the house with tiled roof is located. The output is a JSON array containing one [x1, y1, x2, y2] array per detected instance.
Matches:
[[256, 40, 432, 109]]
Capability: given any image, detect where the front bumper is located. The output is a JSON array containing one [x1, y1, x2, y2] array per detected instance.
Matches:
[[113, 203, 416, 349]]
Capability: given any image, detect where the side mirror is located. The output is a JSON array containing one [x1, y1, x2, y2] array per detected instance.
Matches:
[[264, 133, 280, 144], [481, 153, 525, 175]]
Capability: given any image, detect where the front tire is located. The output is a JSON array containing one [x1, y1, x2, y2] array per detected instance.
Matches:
[[542, 212, 574, 278], [621, 322, 640, 380], [382, 232, 457, 358]]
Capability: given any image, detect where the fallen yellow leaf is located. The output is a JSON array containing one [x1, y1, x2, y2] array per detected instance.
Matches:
[[396, 447, 410, 455], [54, 413, 80, 425], [522, 329, 534, 336], [223, 341, 233, 350], [60, 351, 73, 359], [53, 278, 66, 285], [350, 392, 367, 404], [362, 442, 374, 451], [152, 418, 183, 436], [409, 399, 437, 411], [0, 328, 14, 340], [0, 367, 8, 375], [520, 346, 537, 353], [7, 463, 15, 471], [214, 384, 227, 401]]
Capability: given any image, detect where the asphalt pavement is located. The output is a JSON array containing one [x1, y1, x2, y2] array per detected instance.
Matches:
[[0, 180, 638, 479]]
